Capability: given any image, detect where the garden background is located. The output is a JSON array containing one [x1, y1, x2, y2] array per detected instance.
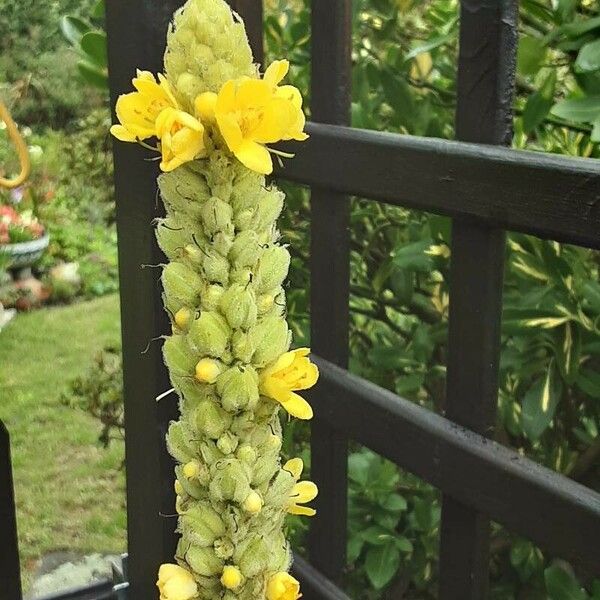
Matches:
[[0, 0, 599, 598]]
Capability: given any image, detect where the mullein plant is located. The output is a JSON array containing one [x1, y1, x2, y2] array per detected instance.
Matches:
[[110, 1, 318, 599]]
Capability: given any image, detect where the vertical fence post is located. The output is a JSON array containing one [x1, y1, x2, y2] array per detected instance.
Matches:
[[308, 0, 353, 583], [106, 2, 184, 597], [439, 1, 518, 598], [0, 422, 22, 600]]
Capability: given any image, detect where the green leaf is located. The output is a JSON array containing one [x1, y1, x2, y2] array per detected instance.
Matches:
[[365, 543, 401, 590], [576, 369, 600, 400], [394, 536, 413, 553], [390, 240, 433, 273], [554, 323, 581, 385], [576, 39, 600, 73], [92, 0, 106, 20], [551, 96, 600, 124], [521, 364, 562, 441], [544, 564, 587, 600], [561, 15, 600, 39], [522, 71, 556, 133], [380, 493, 408, 512], [348, 452, 371, 486], [347, 534, 364, 563], [381, 75, 415, 128], [518, 36, 547, 76], [77, 61, 109, 90], [405, 32, 454, 60], [592, 117, 600, 142], [60, 15, 91, 46], [363, 525, 394, 545], [81, 31, 108, 68]]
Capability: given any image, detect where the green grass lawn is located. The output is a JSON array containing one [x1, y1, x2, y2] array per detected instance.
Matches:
[[0, 295, 126, 588]]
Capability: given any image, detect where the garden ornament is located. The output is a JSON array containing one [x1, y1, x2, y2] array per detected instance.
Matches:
[[0, 99, 30, 190]]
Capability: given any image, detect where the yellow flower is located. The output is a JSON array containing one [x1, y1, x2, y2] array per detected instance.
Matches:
[[221, 565, 243, 590], [259, 348, 318, 419], [155, 107, 207, 172], [213, 60, 308, 175], [283, 458, 318, 517], [194, 358, 222, 383], [156, 563, 198, 600], [266, 572, 302, 600], [110, 71, 178, 142]]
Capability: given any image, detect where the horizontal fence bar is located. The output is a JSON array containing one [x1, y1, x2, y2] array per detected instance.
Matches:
[[38, 580, 115, 600], [275, 123, 600, 249], [292, 555, 352, 600], [309, 357, 600, 574]]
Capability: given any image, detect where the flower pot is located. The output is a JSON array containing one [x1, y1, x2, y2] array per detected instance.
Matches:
[[1, 233, 49, 271]]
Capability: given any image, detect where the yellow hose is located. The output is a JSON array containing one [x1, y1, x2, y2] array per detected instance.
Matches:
[[0, 99, 30, 189]]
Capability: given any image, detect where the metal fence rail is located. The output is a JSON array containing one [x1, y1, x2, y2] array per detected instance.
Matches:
[[2, 1, 600, 599]]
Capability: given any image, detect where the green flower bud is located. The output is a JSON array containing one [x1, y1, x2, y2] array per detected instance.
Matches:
[[209, 458, 251, 503], [158, 165, 211, 221], [162, 262, 204, 313], [214, 537, 234, 560], [249, 315, 291, 367], [231, 330, 255, 363], [251, 448, 280, 487], [202, 248, 230, 285], [188, 311, 230, 358], [236, 444, 257, 465], [200, 197, 234, 236], [216, 431, 238, 455], [180, 501, 226, 547], [196, 400, 232, 439], [255, 246, 290, 292], [235, 536, 270, 578], [166, 421, 195, 463], [200, 283, 224, 311], [163, 335, 196, 388], [155, 218, 186, 259], [212, 231, 234, 257], [229, 230, 261, 269], [219, 284, 257, 330], [216, 366, 259, 412], [185, 543, 224, 577]]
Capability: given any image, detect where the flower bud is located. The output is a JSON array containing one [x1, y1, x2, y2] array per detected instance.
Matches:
[[200, 197, 234, 236], [209, 458, 251, 503], [216, 366, 259, 412], [183, 460, 200, 479], [252, 448, 280, 487], [256, 292, 275, 315], [242, 490, 263, 514], [185, 544, 224, 577], [255, 246, 290, 292], [174, 480, 184, 496], [220, 565, 243, 590], [202, 248, 230, 285], [216, 431, 238, 455], [158, 167, 211, 221], [188, 311, 230, 358], [196, 400, 232, 439], [252, 189, 284, 232], [200, 283, 224, 311], [228, 230, 261, 269], [155, 218, 186, 259], [212, 231, 234, 256], [180, 501, 226, 547], [235, 536, 270, 578], [166, 421, 195, 463], [231, 330, 255, 363], [219, 284, 257, 329], [249, 315, 291, 367], [163, 335, 196, 383], [194, 358, 222, 383], [162, 261, 204, 312], [214, 537, 234, 560], [236, 444, 257, 464], [174, 307, 193, 330], [266, 572, 301, 600]]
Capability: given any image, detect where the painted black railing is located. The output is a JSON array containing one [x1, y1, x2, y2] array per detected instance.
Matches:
[[2, 1, 600, 599]]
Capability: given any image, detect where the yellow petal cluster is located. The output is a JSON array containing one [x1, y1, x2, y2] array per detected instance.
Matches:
[[266, 572, 302, 600], [214, 60, 308, 175], [259, 348, 318, 419], [157, 563, 198, 600], [111, 71, 178, 142], [283, 458, 318, 517]]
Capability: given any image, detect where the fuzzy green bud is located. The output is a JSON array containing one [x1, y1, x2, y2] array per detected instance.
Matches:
[[255, 246, 290, 292], [209, 458, 251, 503], [202, 248, 230, 285], [166, 421, 195, 463], [184, 544, 224, 577], [162, 262, 204, 313], [216, 431, 238, 455], [200, 197, 234, 236], [216, 366, 259, 412], [180, 502, 226, 547], [249, 315, 291, 367], [231, 330, 255, 363], [228, 230, 261, 269], [219, 284, 258, 330], [236, 444, 257, 464], [188, 311, 230, 358], [196, 400, 232, 439], [200, 283, 224, 311]]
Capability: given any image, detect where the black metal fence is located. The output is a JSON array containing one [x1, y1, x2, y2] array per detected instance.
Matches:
[[2, 1, 600, 599]]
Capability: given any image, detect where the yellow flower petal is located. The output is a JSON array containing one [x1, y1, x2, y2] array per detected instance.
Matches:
[[283, 458, 304, 480], [293, 480, 318, 504], [287, 505, 316, 517], [110, 124, 137, 142], [234, 139, 273, 175], [280, 391, 313, 420], [216, 113, 244, 152], [264, 59, 290, 87]]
